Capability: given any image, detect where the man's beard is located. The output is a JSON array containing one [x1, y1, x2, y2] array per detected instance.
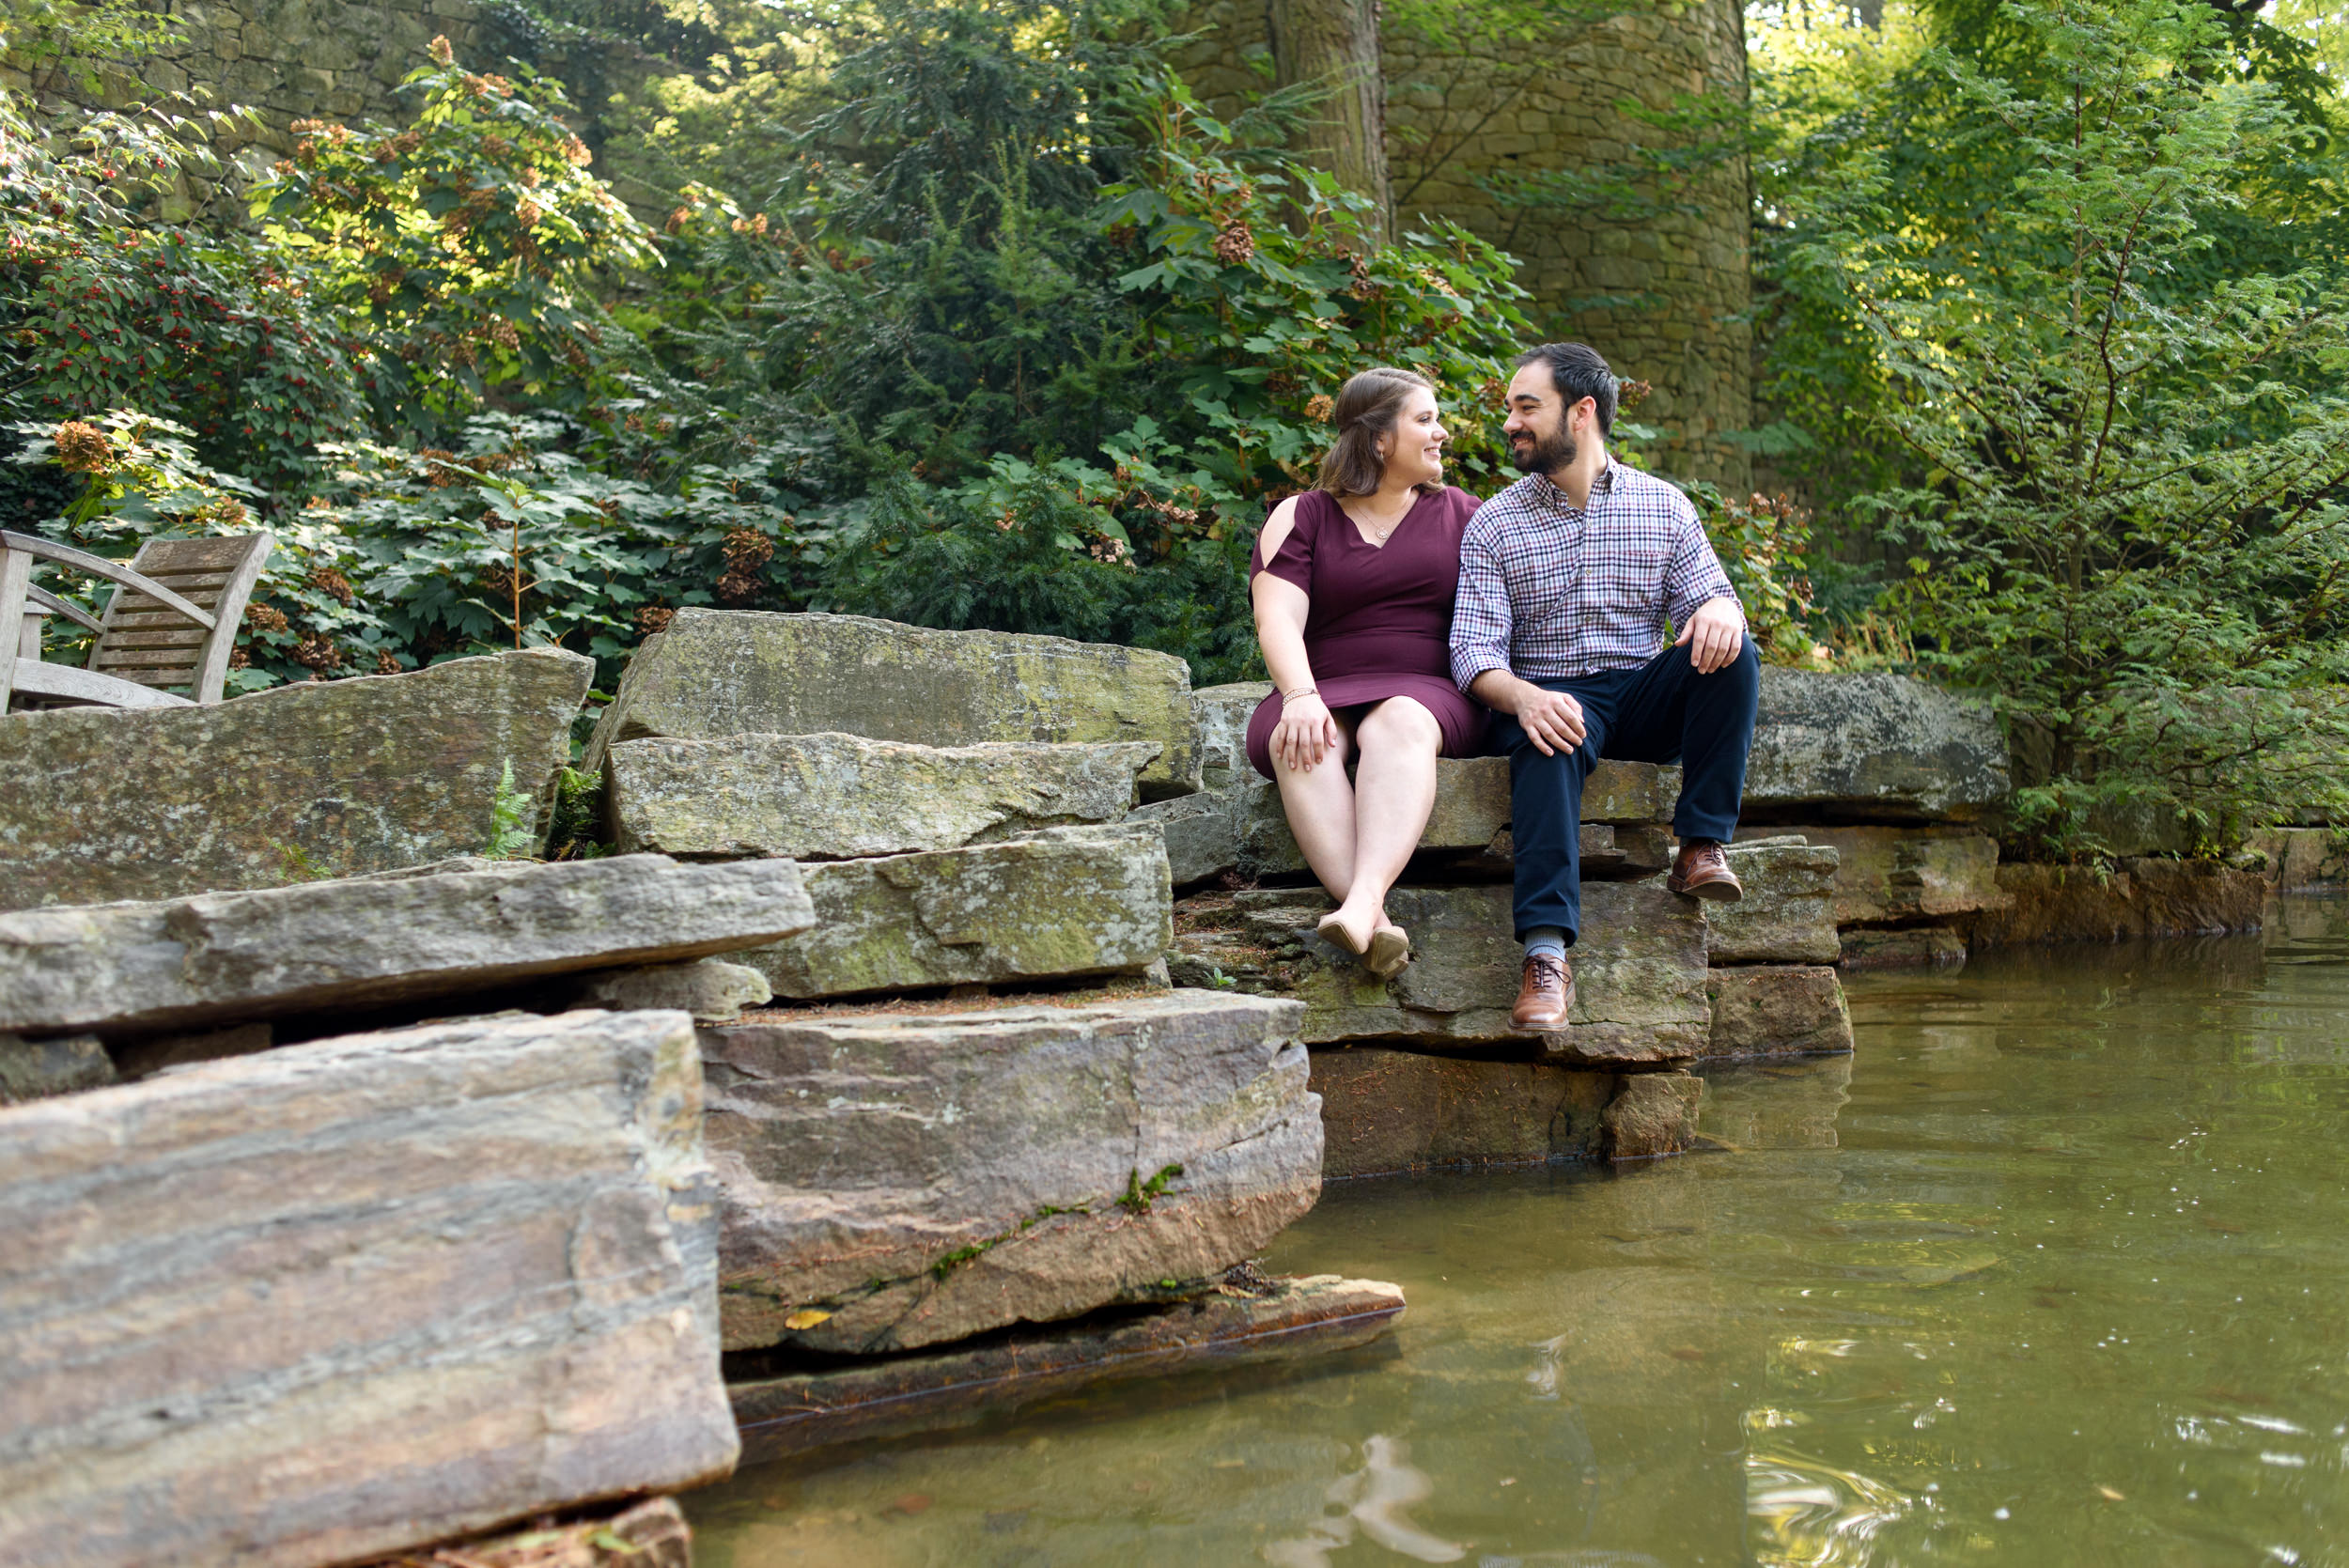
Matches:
[[1511, 427, 1577, 474]]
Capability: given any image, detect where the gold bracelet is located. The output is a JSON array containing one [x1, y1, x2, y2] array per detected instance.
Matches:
[[1282, 686, 1319, 704]]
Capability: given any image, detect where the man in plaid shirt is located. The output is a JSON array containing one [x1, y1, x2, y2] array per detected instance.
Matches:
[[1450, 342, 1760, 1031]]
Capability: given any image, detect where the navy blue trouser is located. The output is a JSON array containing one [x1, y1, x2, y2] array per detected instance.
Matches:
[[1491, 636, 1760, 944]]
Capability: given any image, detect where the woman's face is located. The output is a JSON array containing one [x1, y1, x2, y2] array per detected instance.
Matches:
[[1377, 388, 1448, 489]]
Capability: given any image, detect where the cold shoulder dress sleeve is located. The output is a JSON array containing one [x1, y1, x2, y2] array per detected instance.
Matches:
[[1245, 485, 1489, 780]]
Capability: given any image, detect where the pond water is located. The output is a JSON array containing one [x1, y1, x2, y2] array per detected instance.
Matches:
[[688, 897, 2349, 1568]]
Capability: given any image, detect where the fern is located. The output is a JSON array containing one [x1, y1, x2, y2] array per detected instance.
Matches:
[[484, 758, 538, 861]]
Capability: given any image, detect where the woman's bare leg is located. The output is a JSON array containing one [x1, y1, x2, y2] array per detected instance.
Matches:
[[1330, 697, 1441, 942], [1273, 714, 1360, 905]]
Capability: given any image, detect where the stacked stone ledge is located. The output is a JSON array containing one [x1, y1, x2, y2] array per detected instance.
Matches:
[[1738, 668, 2014, 967], [0, 613, 1391, 1535], [570, 611, 1388, 1451]]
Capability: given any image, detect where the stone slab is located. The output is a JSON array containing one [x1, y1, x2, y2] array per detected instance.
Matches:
[[1703, 965, 1854, 1059], [1705, 844, 1842, 964], [1839, 925, 1968, 969], [1172, 882, 1711, 1063], [1309, 1048, 1614, 1175], [606, 732, 1159, 859], [2250, 827, 2349, 891], [728, 1274, 1403, 1464], [0, 1010, 739, 1568], [1790, 825, 2004, 924], [563, 958, 773, 1024], [1129, 788, 1244, 888], [583, 609, 1201, 797], [1602, 1071, 1703, 1160], [0, 854, 816, 1039], [351, 1498, 692, 1568], [1134, 780, 1670, 890], [735, 824, 1169, 1001], [699, 989, 1321, 1354], [1192, 681, 1270, 789], [0, 648, 591, 910], [0, 1033, 113, 1103], [1232, 757, 1679, 880], [1971, 861, 2268, 946], [1744, 670, 2009, 824]]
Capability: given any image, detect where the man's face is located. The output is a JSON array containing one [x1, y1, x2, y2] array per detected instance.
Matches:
[[1502, 363, 1588, 475]]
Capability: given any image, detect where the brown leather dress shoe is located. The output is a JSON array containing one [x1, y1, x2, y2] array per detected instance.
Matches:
[[1667, 839, 1744, 902], [1510, 955, 1575, 1031]]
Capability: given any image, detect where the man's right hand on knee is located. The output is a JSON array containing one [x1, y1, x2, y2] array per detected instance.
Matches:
[[1511, 685, 1587, 756], [1473, 671, 1587, 756]]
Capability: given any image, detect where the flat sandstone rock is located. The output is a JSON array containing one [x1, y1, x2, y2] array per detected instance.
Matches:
[[1745, 670, 2009, 824], [1839, 924, 1968, 969], [1791, 825, 2005, 924], [1706, 843, 1842, 965], [0, 855, 815, 1039], [606, 732, 1160, 858], [0, 648, 591, 910], [1181, 882, 1710, 1063], [736, 824, 1170, 1000], [729, 1274, 1403, 1464], [1703, 965, 1855, 1058], [1233, 758, 1679, 878], [1971, 860, 2267, 946], [0, 1010, 739, 1568], [1602, 1071, 1704, 1160], [583, 609, 1202, 797], [1309, 1048, 1615, 1175], [1191, 682, 1271, 789], [699, 989, 1321, 1354], [0, 1033, 114, 1103]]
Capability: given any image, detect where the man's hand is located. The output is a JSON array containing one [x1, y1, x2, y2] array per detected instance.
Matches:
[[1675, 598, 1747, 674], [1512, 684, 1587, 758]]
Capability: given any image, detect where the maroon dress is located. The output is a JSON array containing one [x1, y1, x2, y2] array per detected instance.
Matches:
[[1245, 485, 1489, 780]]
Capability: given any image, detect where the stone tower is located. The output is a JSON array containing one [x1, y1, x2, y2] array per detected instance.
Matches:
[[1171, 0, 1754, 489]]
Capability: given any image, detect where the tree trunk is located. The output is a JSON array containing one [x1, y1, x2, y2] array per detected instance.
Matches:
[[1267, 0, 1392, 241]]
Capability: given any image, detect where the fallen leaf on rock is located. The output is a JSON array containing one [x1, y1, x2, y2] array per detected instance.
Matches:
[[784, 1308, 833, 1329]]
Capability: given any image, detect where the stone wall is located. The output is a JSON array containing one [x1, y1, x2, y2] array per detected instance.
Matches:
[[1169, 0, 1754, 488], [0, 0, 662, 216]]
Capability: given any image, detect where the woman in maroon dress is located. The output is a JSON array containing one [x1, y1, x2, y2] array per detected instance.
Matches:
[[1248, 366, 1486, 976]]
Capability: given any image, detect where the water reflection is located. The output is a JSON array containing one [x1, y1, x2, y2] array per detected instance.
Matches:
[[1264, 1436, 1465, 1566], [690, 898, 2349, 1567]]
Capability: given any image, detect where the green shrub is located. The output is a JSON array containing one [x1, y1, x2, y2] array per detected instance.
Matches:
[[1790, 0, 2349, 857]]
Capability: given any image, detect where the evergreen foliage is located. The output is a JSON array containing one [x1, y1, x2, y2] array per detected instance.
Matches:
[[1761, 0, 2349, 854]]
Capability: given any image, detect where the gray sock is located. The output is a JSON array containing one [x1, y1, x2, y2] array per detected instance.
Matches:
[[1524, 926, 1568, 963]]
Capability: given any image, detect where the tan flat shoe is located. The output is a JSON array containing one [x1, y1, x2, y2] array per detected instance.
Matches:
[[1366, 924, 1411, 979], [1316, 910, 1370, 957]]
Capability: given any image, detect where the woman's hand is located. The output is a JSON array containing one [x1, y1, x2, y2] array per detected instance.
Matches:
[[1273, 691, 1341, 772]]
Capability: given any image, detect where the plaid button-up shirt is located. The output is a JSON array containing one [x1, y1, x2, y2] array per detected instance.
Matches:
[[1449, 459, 1739, 690]]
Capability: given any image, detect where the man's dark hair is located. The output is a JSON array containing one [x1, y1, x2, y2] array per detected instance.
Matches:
[[1514, 342, 1617, 437]]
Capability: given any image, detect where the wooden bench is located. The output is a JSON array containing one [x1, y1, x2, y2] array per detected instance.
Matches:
[[0, 531, 274, 714]]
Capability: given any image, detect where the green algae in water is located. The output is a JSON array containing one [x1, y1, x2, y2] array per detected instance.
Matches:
[[688, 896, 2349, 1567]]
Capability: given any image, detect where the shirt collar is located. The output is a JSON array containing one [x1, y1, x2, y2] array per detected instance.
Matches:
[[1532, 458, 1616, 512]]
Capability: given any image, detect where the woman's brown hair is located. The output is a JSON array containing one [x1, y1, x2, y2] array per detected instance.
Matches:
[[1314, 366, 1437, 497]]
